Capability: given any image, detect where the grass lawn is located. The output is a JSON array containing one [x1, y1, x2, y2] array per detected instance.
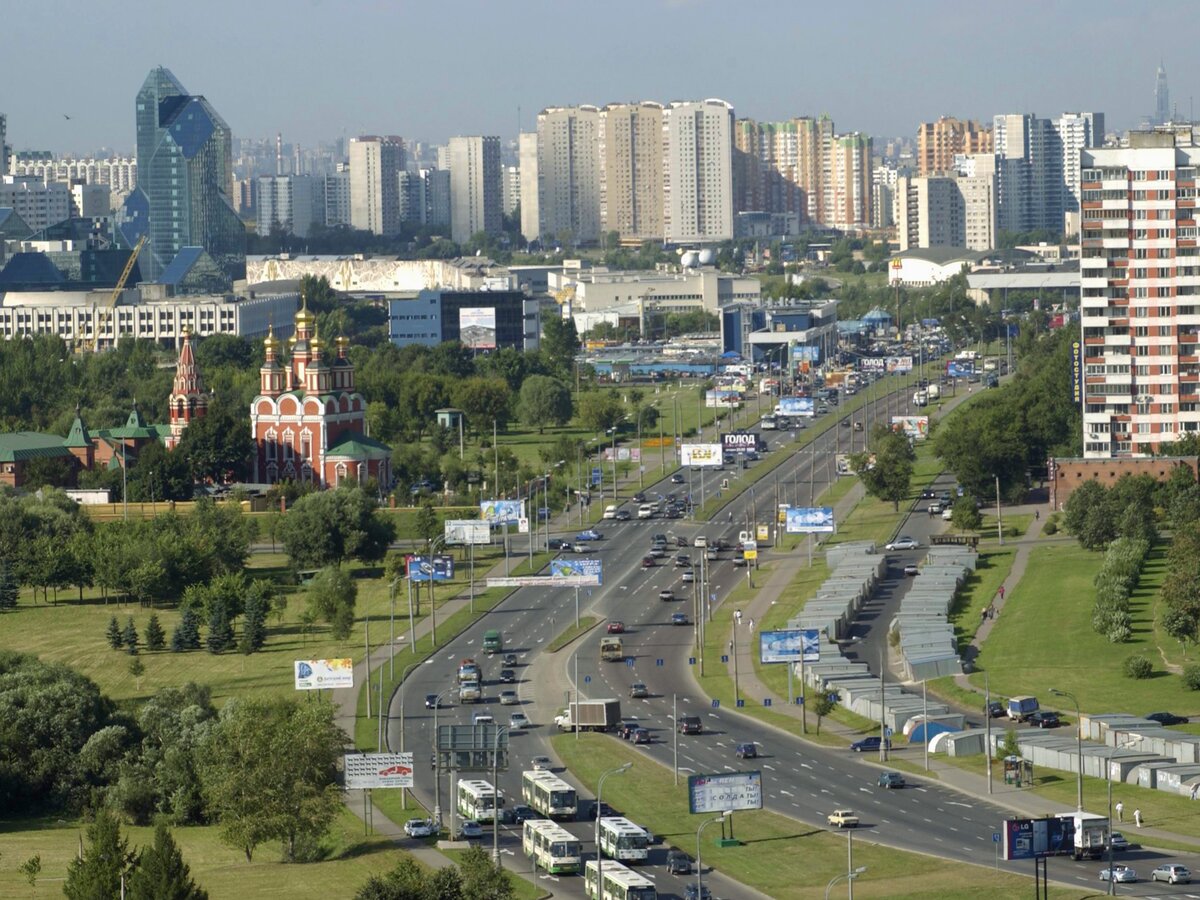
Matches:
[[947, 546, 1017, 652], [967, 541, 1196, 717], [552, 734, 1091, 899], [547, 616, 600, 653], [0, 807, 407, 899]]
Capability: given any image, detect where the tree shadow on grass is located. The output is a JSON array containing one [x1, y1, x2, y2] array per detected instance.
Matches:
[[737, 829, 824, 844]]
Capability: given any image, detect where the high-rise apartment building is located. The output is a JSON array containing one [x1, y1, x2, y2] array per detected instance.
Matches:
[[662, 99, 735, 243], [324, 166, 351, 228], [917, 117, 993, 175], [957, 153, 998, 251], [121, 67, 244, 283], [0, 175, 72, 232], [13, 155, 137, 195], [536, 106, 601, 245], [447, 135, 501, 244], [798, 115, 834, 225], [501, 164, 520, 218], [256, 175, 323, 237], [398, 168, 451, 230], [349, 135, 405, 236], [598, 101, 664, 242], [0, 114, 10, 175], [732, 115, 831, 227], [1155, 63, 1171, 126], [1057, 112, 1105, 221], [826, 133, 872, 231], [518, 132, 539, 243], [1079, 131, 1200, 457], [896, 156, 995, 252]]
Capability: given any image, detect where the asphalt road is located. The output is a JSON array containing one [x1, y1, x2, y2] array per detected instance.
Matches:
[[385, 384, 1200, 899]]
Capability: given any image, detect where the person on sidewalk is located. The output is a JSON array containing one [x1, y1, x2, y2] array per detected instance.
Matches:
[[1191, 783, 1199, 801], [1115, 800, 1123, 822], [1134, 807, 1142, 828], [734, 609, 743, 626], [999, 584, 1006, 601]]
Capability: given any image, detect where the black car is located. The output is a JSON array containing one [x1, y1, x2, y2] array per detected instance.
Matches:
[[425, 693, 441, 709], [677, 716, 703, 735], [502, 653, 519, 666], [618, 721, 640, 740], [1147, 711, 1190, 726], [498, 669, 516, 683], [632, 492, 647, 503], [986, 701, 1005, 718], [666, 849, 693, 875], [502, 804, 536, 824], [674, 554, 692, 567], [547, 538, 568, 550], [1029, 711, 1060, 728], [735, 742, 758, 759]]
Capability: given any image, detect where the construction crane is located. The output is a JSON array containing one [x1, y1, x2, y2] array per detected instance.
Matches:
[[86, 234, 147, 353]]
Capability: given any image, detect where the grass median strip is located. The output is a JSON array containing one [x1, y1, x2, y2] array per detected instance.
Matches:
[[547, 616, 600, 652], [552, 734, 1089, 899]]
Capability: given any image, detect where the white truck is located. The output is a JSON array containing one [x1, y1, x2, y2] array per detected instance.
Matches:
[[554, 698, 622, 732], [1056, 811, 1110, 860], [458, 658, 483, 703]]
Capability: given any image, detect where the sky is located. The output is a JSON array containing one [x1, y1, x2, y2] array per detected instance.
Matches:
[[3, 0, 1196, 155]]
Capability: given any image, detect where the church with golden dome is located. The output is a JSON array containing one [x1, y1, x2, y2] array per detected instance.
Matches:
[[249, 295, 392, 487]]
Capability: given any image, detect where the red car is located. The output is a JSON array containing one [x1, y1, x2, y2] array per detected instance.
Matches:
[[641, 556, 656, 568], [607, 621, 626, 634]]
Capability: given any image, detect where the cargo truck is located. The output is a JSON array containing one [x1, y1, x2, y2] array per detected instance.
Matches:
[[458, 658, 482, 683], [1055, 811, 1110, 860], [458, 678, 482, 703], [1007, 696, 1039, 722], [482, 630, 503, 654], [554, 698, 621, 732]]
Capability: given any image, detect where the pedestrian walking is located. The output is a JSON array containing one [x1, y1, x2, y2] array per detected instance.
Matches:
[[980, 608, 987, 624], [999, 585, 1006, 601], [1191, 783, 1199, 801], [1134, 807, 1142, 828], [1115, 801, 1123, 822], [734, 609, 743, 626], [1035, 510, 1040, 521], [748, 618, 755, 631]]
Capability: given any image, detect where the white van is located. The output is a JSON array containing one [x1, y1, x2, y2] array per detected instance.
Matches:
[[637, 504, 655, 519], [603, 505, 618, 520]]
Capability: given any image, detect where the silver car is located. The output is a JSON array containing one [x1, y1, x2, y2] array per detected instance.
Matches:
[[1151, 864, 1191, 884], [1099, 865, 1137, 883]]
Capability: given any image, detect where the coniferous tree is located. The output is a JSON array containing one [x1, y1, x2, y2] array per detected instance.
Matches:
[[206, 598, 233, 654], [145, 613, 166, 651], [123, 617, 140, 655], [239, 591, 267, 654], [63, 808, 134, 900], [126, 823, 209, 900], [107, 615, 124, 649], [172, 607, 202, 652]]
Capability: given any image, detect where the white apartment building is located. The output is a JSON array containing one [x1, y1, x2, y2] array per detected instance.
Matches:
[[897, 156, 996, 252], [537, 106, 601, 245], [826, 133, 872, 232], [324, 166, 351, 228], [501, 164, 520, 217], [599, 102, 665, 242], [256, 175, 323, 237], [0, 175, 71, 232], [11, 155, 137, 194], [349, 135, 405, 236], [1079, 132, 1200, 457], [662, 99, 735, 243], [71, 184, 110, 218], [398, 167, 450, 230], [518, 132, 539, 243], [447, 135, 501, 244]]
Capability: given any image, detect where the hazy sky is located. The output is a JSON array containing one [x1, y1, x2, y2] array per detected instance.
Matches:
[[4, 0, 1195, 154]]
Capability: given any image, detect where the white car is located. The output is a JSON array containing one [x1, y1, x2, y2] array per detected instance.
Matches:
[[603, 505, 618, 520], [941, 507, 954, 521], [404, 818, 435, 838], [693, 535, 708, 548], [531, 756, 553, 771], [885, 536, 919, 551], [509, 712, 531, 729]]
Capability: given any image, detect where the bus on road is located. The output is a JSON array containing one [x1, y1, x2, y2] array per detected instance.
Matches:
[[522, 770, 578, 819], [456, 779, 505, 823], [584, 859, 656, 900], [522, 819, 582, 874], [598, 816, 650, 863]]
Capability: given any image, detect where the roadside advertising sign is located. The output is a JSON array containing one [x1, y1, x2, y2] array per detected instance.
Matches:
[[687, 771, 763, 814], [407, 555, 454, 582], [602, 447, 642, 462], [680, 444, 724, 467], [550, 558, 603, 585], [721, 432, 763, 455], [778, 397, 814, 417], [742, 539, 758, 560], [890, 416, 930, 440], [1002, 817, 1074, 861], [885, 356, 914, 373], [791, 345, 821, 363], [756, 524, 770, 542], [480, 499, 524, 524], [444, 519, 490, 545], [759, 628, 820, 664], [705, 389, 742, 408], [785, 506, 835, 534], [1071, 339, 1083, 405], [859, 357, 886, 372], [294, 658, 353, 691], [946, 361, 974, 378], [486, 574, 600, 587], [344, 752, 414, 789]]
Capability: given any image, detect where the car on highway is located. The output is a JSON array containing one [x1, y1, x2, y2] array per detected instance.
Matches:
[[666, 849, 693, 875], [678, 716, 703, 735], [509, 712, 530, 729], [1108, 831, 1130, 852], [681, 569, 695, 582], [854, 422, 864, 432], [878, 771, 906, 789], [641, 556, 656, 568], [671, 473, 686, 484], [472, 709, 495, 724], [850, 736, 891, 752], [671, 612, 690, 626], [674, 554, 692, 567], [1099, 865, 1137, 883], [646, 547, 666, 559], [659, 589, 676, 601], [498, 668, 516, 683], [499, 691, 518, 705], [827, 809, 859, 828], [547, 538, 568, 550], [603, 505, 619, 520], [903, 563, 919, 576], [614, 509, 631, 521], [694, 535, 708, 548], [502, 653, 518, 666], [425, 693, 443, 709], [921, 488, 937, 499], [531, 756, 553, 771], [885, 536, 919, 551], [456, 820, 483, 840], [1151, 864, 1191, 884], [735, 742, 757, 759], [1147, 711, 1189, 726], [638, 504, 656, 519], [618, 721, 640, 740], [840, 418, 851, 428], [607, 621, 626, 634], [629, 682, 649, 698], [632, 728, 652, 744], [575, 529, 603, 541], [928, 501, 943, 514], [562, 542, 587, 553], [665, 505, 685, 519], [502, 804, 536, 825], [404, 817, 435, 838], [632, 492, 647, 503], [684, 883, 712, 900], [732, 555, 748, 567], [1029, 711, 1061, 728]]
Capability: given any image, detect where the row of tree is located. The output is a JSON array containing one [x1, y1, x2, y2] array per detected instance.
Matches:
[[1092, 537, 1149, 643]]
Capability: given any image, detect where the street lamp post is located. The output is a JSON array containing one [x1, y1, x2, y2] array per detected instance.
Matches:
[[1051, 687, 1084, 811], [825, 866, 867, 900], [1104, 739, 1138, 896], [431, 686, 456, 834], [696, 812, 730, 900], [397, 660, 425, 809], [594, 763, 632, 893], [491, 724, 509, 863]]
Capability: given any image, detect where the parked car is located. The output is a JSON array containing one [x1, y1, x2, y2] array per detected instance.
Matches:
[[941, 507, 954, 521], [457, 820, 483, 840], [629, 682, 649, 699], [878, 771, 906, 789], [666, 849, 693, 875], [671, 612, 690, 626], [885, 536, 919, 551], [986, 701, 1005, 718], [498, 669, 516, 683], [607, 621, 626, 634], [499, 691, 518, 705], [531, 756, 553, 771], [509, 712, 530, 729], [632, 728, 652, 744], [1147, 711, 1189, 726], [1099, 865, 1137, 883], [659, 589, 676, 601], [735, 742, 758, 759], [1151, 864, 1191, 884], [1029, 711, 1061, 729], [404, 818, 435, 838], [576, 529, 603, 541], [850, 736, 891, 753]]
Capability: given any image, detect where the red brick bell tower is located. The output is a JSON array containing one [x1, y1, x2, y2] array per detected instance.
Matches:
[[165, 329, 207, 450]]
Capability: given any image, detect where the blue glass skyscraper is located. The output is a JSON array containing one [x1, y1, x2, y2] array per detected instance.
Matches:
[[119, 67, 244, 285]]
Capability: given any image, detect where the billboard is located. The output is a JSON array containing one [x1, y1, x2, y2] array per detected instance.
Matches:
[[550, 558, 603, 585], [487, 575, 599, 587], [602, 447, 642, 462], [459, 307, 496, 349], [859, 357, 886, 372], [294, 658, 354, 691], [722, 432, 763, 454], [680, 444, 724, 467], [759, 628, 820, 664], [344, 752, 414, 789], [480, 499, 525, 524], [1002, 817, 1074, 861], [705, 389, 742, 408], [444, 519, 491, 545], [688, 771, 763, 814], [946, 361, 974, 378], [408, 555, 454, 582], [785, 506, 835, 534], [791, 345, 821, 363], [891, 416, 930, 440], [1071, 339, 1083, 405], [742, 539, 758, 560], [778, 397, 814, 417], [885, 356, 914, 373]]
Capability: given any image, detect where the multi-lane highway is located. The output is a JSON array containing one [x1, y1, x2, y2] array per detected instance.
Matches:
[[386, 385, 1200, 899]]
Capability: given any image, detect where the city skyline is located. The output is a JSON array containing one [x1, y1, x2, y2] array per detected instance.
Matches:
[[2, 0, 1195, 155]]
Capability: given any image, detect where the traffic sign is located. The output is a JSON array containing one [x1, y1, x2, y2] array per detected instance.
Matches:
[[626, 659, 635, 667], [689, 657, 696, 665], [656, 659, 664, 666], [992, 832, 1001, 843], [763, 698, 772, 707], [736, 699, 744, 708], [884, 726, 893, 738], [591, 467, 602, 486], [721, 655, 729, 663], [584, 675, 591, 683], [795, 697, 804, 705], [711, 699, 720, 708]]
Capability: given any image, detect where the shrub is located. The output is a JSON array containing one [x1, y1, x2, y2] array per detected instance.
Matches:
[[1123, 655, 1153, 679], [1042, 519, 1058, 535], [1184, 665, 1200, 691]]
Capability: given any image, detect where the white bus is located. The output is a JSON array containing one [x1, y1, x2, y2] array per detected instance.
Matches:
[[522, 770, 578, 820], [597, 816, 650, 863], [584, 859, 657, 900], [456, 778, 505, 823], [522, 819, 583, 875]]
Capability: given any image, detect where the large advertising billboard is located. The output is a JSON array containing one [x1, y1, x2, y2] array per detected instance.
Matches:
[[480, 499, 524, 524], [344, 753, 414, 789], [785, 506, 835, 534], [294, 658, 354, 691], [549, 558, 603, 585], [1071, 339, 1083, 405], [791, 345, 821, 363], [602, 447, 642, 462], [688, 772, 763, 814], [444, 520, 491, 545], [759, 629, 820, 664], [680, 444, 724, 467], [946, 361, 974, 378], [722, 432, 763, 455], [891, 416, 930, 440], [859, 357, 886, 372], [778, 397, 814, 417], [705, 389, 741, 408], [886, 356, 914, 373], [407, 555, 454, 582], [459, 307, 496, 349], [1002, 817, 1074, 861]]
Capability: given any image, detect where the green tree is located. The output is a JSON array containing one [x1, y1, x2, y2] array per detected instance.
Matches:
[[517, 375, 573, 434], [107, 615, 124, 649], [123, 617, 140, 655], [1062, 480, 1117, 551], [198, 698, 345, 862], [950, 496, 982, 533], [18, 854, 40, 889], [171, 608, 202, 652], [577, 391, 625, 435], [145, 614, 166, 651], [127, 441, 194, 502], [129, 656, 146, 689], [540, 315, 580, 377], [206, 598, 234, 654], [414, 502, 440, 551], [126, 823, 209, 900], [306, 566, 358, 641], [62, 808, 134, 900], [239, 586, 269, 654], [0, 556, 17, 610], [998, 727, 1022, 760], [812, 691, 838, 736], [278, 487, 395, 568], [175, 400, 253, 483], [457, 845, 518, 900], [852, 426, 914, 511]]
